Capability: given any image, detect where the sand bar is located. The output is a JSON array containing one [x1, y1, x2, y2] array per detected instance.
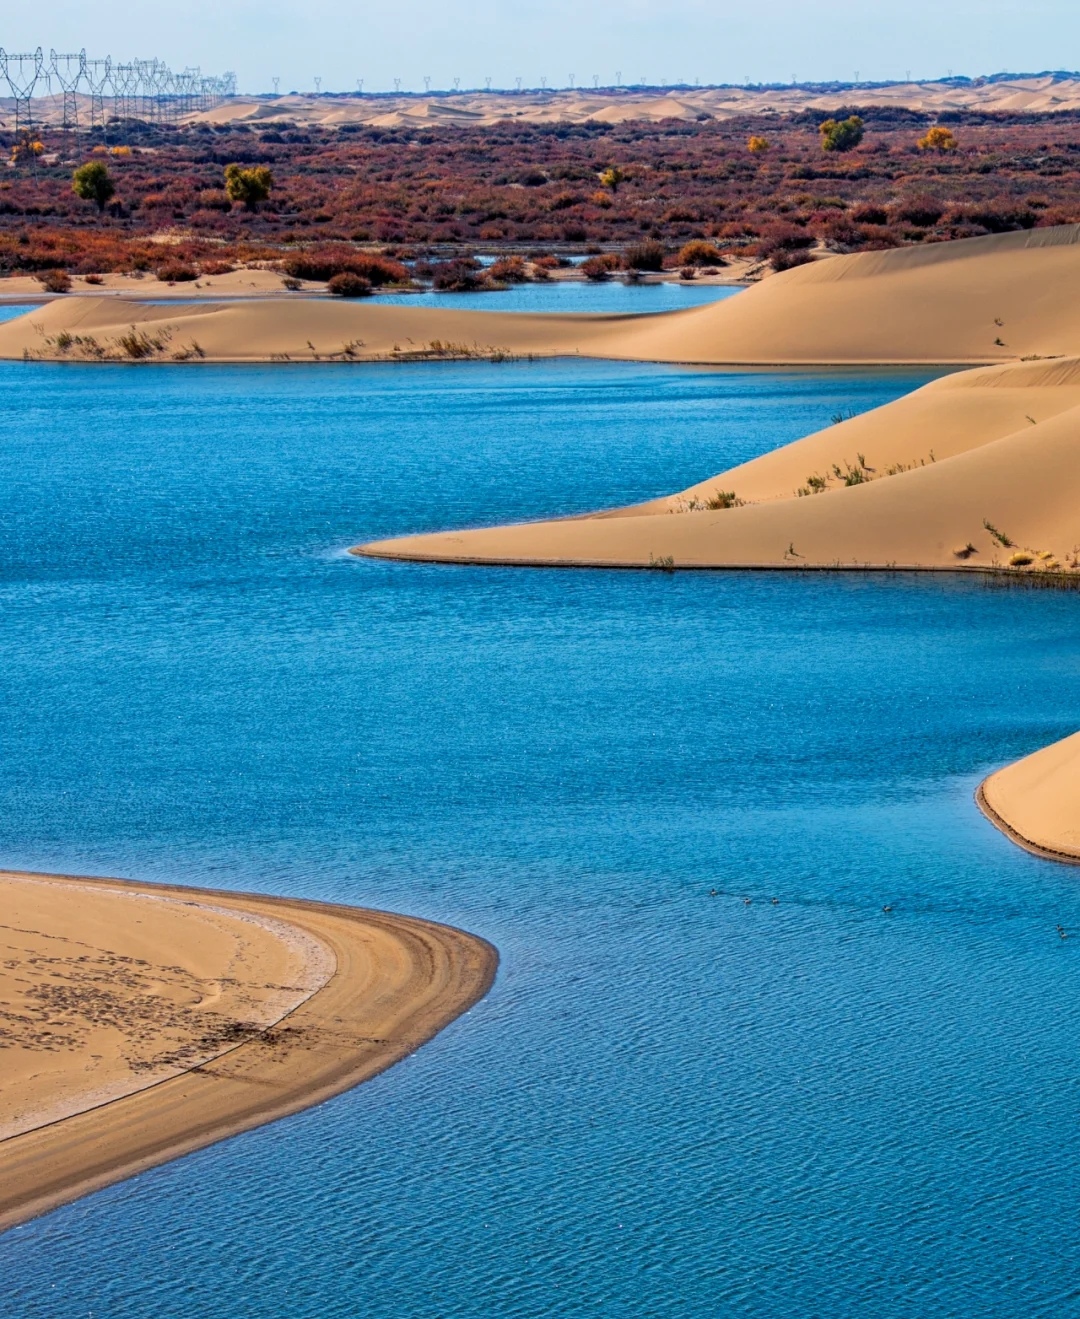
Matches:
[[978, 734, 1080, 863], [0, 869, 496, 1234]]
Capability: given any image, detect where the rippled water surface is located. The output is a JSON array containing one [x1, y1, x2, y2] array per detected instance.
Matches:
[[2, 347, 1080, 1319]]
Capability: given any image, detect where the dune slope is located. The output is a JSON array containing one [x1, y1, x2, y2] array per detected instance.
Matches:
[[358, 354, 1080, 570]]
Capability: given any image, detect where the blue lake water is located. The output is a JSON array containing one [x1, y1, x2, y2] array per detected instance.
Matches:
[[373, 281, 741, 312], [1, 346, 1080, 1318]]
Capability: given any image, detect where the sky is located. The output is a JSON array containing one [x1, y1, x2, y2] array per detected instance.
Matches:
[[1, 1, 1077, 95]]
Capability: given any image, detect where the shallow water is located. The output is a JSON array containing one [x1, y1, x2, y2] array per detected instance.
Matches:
[[373, 279, 740, 312], [1, 353, 1080, 1318]]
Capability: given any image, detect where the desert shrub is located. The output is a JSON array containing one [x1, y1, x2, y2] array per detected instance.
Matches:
[[38, 269, 72, 293], [327, 271, 373, 297], [747, 136, 770, 153], [850, 203, 888, 225], [679, 266, 696, 280], [282, 247, 408, 285], [677, 239, 726, 267], [581, 253, 622, 281], [72, 161, 116, 213], [197, 189, 233, 212], [820, 217, 864, 248], [200, 259, 235, 276], [488, 256, 529, 283], [431, 258, 485, 291], [918, 126, 958, 152], [599, 166, 625, 192], [156, 263, 198, 283], [83, 273, 104, 285], [954, 202, 1037, 233], [757, 224, 815, 259], [893, 195, 945, 226], [224, 163, 273, 211], [623, 238, 665, 271], [819, 115, 864, 153], [770, 248, 815, 272]]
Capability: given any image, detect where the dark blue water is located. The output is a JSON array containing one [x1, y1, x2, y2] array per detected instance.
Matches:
[[2, 353, 1080, 1319]]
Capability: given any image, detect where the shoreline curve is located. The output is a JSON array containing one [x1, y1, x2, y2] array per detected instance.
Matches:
[[0, 869, 497, 1236], [975, 782, 1080, 866]]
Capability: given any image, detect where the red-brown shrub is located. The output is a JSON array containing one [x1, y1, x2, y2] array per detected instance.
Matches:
[[327, 271, 372, 297], [281, 246, 408, 285], [156, 263, 199, 283], [622, 239, 665, 271], [770, 248, 815, 272], [38, 269, 71, 293], [581, 253, 621, 280], [677, 239, 726, 267], [488, 255, 529, 283]]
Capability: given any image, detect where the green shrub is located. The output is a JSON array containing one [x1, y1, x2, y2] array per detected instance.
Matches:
[[819, 115, 864, 153], [224, 163, 273, 211], [72, 161, 116, 213]]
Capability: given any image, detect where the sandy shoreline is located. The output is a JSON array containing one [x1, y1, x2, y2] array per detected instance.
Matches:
[[976, 728, 1080, 864], [0, 869, 496, 1235]]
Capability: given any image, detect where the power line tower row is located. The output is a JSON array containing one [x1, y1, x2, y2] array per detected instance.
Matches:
[[0, 47, 236, 138]]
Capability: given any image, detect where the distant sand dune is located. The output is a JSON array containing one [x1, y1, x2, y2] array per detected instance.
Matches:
[[15, 75, 1080, 136], [168, 77, 1080, 130]]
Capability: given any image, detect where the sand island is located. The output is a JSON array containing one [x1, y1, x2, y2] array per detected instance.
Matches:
[[0, 869, 495, 1233]]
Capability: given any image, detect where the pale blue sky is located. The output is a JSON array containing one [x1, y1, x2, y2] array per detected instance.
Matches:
[[3, 1, 1075, 94]]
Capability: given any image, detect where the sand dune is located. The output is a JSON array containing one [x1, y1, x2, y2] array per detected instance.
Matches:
[[150, 77, 1080, 132], [345, 228, 1080, 569], [6, 226, 1080, 368], [357, 378, 1080, 570], [0, 870, 495, 1233], [16, 75, 1080, 138]]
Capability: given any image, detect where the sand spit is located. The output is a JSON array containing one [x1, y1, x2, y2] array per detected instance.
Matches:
[[6, 226, 1080, 368], [356, 368, 1080, 569], [978, 735, 1080, 863], [0, 870, 496, 1234]]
